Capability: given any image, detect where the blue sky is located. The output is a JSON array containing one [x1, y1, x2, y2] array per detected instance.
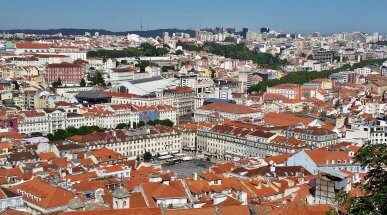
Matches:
[[1, 0, 387, 34]]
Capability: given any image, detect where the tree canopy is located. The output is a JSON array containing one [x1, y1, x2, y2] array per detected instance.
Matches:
[[224, 36, 237, 43], [346, 143, 387, 215], [52, 78, 62, 88], [47, 126, 105, 141], [89, 71, 105, 86], [143, 151, 152, 162], [79, 78, 86, 87], [176, 41, 286, 69], [249, 58, 386, 92], [87, 43, 169, 58]]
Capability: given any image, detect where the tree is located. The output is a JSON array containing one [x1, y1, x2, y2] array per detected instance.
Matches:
[[346, 143, 387, 215], [12, 81, 20, 90], [137, 121, 146, 128], [115, 123, 128, 129], [162, 66, 174, 72], [175, 50, 183, 55], [46, 126, 104, 141], [135, 61, 158, 72], [30, 132, 43, 137], [87, 43, 169, 58], [224, 36, 237, 43], [143, 151, 152, 162], [90, 71, 105, 86], [52, 78, 62, 87], [248, 58, 386, 92], [210, 69, 216, 79], [159, 119, 174, 127], [80, 78, 86, 87]]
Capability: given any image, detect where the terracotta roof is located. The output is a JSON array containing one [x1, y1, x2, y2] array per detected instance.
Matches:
[[304, 149, 354, 166], [38, 152, 58, 160], [200, 173, 221, 181], [142, 182, 187, 201], [200, 102, 258, 114], [264, 112, 313, 127], [264, 154, 292, 165], [59, 208, 161, 215], [269, 204, 333, 215], [47, 62, 82, 68], [9, 178, 75, 209], [15, 42, 50, 49]]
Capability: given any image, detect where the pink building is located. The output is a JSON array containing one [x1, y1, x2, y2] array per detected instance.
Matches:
[[46, 62, 83, 85]]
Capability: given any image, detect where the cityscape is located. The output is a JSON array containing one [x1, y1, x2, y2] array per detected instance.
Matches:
[[0, 1, 386, 215]]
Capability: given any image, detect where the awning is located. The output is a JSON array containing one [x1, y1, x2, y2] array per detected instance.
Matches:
[[158, 155, 174, 160], [170, 150, 179, 154], [158, 151, 169, 156]]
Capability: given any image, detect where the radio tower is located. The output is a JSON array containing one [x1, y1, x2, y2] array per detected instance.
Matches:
[[141, 19, 143, 31]]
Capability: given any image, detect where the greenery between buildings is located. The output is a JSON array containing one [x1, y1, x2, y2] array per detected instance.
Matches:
[[143, 151, 153, 162], [327, 143, 387, 215], [51, 78, 62, 88], [248, 58, 386, 92], [87, 43, 169, 58], [176, 41, 287, 69], [115, 119, 174, 129], [47, 126, 105, 141]]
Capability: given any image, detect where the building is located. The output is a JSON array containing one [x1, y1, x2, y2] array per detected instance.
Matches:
[[9, 178, 75, 214], [106, 67, 140, 85], [312, 50, 335, 63], [67, 126, 181, 159], [313, 169, 351, 205], [196, 122, 278, 160], [46, 62, 83, 85], [14, 42, 52, 55], [266, 84, 301, 100], [287, 149, 366, 175], [0, 187, 24, 211], [163, 87, 195, 122], [281, 126, 338, 148], [194, 102, 262, 122]]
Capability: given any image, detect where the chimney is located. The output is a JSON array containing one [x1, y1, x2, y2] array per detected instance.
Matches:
[[193, 172, 198, 181], [269, 164, 276, 173]]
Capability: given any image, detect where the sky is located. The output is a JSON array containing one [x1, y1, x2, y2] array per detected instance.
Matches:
[[1, 0, 387, 34]]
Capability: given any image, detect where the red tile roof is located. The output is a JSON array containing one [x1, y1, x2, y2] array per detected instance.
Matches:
[[15, 42, 50, 49], [10, 178, 75, 209], [200, 102, 258, 114]]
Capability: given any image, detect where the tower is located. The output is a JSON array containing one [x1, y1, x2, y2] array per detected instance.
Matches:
[[112, 187, 130, 209]]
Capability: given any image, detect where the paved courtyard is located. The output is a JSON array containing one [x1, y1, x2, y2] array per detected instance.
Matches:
[[162, 159, 214, 178]]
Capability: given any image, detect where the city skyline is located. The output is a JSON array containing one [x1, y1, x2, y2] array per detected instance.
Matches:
[[1, 0, 387, 34]]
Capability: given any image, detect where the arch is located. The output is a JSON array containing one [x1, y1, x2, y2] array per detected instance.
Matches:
[[118, 86, 128, 93]]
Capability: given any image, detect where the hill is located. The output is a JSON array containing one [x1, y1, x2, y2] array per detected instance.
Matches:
[[0, 28, 196, 38]]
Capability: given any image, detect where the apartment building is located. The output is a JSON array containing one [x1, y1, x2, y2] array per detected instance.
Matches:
[[67, 126, 181, 159], [196, 123, 279, 160], [266, 84, 301, 100], [46, 62, 83, 85], [14, 103, 177, 135], [105, 67, 140, 85], [281, 126, 338, 148], [163, 87, 195, 120], [312, 50, 335, 63], [14, 42, 53, 55]]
